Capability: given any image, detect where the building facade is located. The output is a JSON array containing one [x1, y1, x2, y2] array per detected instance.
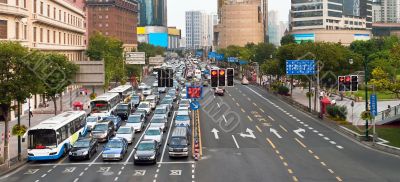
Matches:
[[0, 0, 86, 61], [86, 0, 138, 51], [372, 0, 400, 23], [138, 0, 167, 27], [168, 27, 181, 50], [214, 0, 265, 49], [185, 11, 214, 49]]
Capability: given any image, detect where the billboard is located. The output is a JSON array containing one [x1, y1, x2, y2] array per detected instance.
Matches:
[[354, 34, 370, 41], [293, 33, 315, 44], [149, 33, 168, 48], [125, 52, 146, 65], [149, 56, 164, 65]]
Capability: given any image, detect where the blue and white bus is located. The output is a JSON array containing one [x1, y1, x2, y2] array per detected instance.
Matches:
[[108, 85, 133, 101], [26, 111, 87, 161], [90, 92, 120, 117]]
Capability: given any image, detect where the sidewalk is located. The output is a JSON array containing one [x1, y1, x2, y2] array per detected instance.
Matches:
[[290, 87, 400, 125]]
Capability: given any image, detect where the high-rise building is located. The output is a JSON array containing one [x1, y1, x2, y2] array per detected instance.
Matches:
[[138, 0, 167, 26], [268, 10, 288, 46], [185, 11, 214, 49], [86, 0, 139, 51], [214, 0, 266, 49], [373, 0, 400, 23], [290, 0, 372, 45], [0, 0, 86, 61]]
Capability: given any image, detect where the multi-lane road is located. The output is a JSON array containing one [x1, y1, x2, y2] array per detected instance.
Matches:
[[2, 78, 400, 182]]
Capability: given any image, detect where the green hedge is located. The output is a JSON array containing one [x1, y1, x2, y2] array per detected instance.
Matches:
[[326, 105, 348, 121]]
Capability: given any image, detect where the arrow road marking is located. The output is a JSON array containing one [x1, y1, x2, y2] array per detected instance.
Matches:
[[170, 170, 182, 176], [24, 169, 39, 175], [239, 128, 256, 139], [294, 128, 305, 138], [62, 167, 76, 173], [133, 170, 146, 176], [232, 135, 240, 149], [270, 128, 282, 139], [211, 128, 219, 139]]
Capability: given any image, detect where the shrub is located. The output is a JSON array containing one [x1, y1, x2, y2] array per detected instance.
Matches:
[[12, 124, 27, 136], [326, 105, 347, 121], [277, 85, 289, 95], [90, 93, 97, 100]]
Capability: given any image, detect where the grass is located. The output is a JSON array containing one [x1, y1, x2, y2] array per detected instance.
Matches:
[[342, 124, 400, 148], [345, 89, 398, 101]]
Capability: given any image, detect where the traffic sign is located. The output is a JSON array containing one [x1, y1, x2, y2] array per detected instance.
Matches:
[[190, 101, 201, 111], [286, 60, 315, 75], [227, 57, 238, 63], [125, 52, 145, 65], [215, 54, 224, 61], [370, 94, 378, 116], [186, 86, 203, 99]]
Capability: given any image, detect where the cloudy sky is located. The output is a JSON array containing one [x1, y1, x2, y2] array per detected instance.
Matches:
[[167, 0, 290, 35]]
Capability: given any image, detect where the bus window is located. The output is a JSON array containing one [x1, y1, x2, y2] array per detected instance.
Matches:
[[28, 129, 57, 149]]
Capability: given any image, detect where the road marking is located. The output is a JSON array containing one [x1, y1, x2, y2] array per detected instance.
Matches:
[[313, 130, 318, 133], [321, 162, 326, 166], [293, 128, 305, 138], [73, 178, 79, 182], [308, 149, 314, 154], [24, 169, 39, 175], [157, 161, 195, 164], [160, 111, 177, 162], [241, 108, 245, 113], [154, 174, 158, 178], [328, 169, 334, 174], [63, 167, 76, 173], [296, 119, 301, 122], [97, 167, 111, 173], [318, 133, 324, 136], [266, 138, 276, 149], [41, 174, 46, 178], [336, 176, 343, 181], [314, 155, 320, 160], [308, 127, 313, 130], [247, 116, 253, 122], [259, 108, 265, 113], [232, 98, 236, 101], [118, 171, 122, 175], [79, 172, 84, 176], [121, 166, 124, 170], [170, 170, 182, 176], [294, 138, 307, 148], [247, 98, 251, 101], [279, 125, 288, 133], [217, 103, 220, 108], [232, 135, 240, 149], [293, 176, 298, 182], [253, 102, 257, 107], [283, 162, 288, 166], [337, 145, 343, 149], [114, 177, 118, 181], [192, 175, 195, 179], [270, 128, 282, 139], [268, 116, 275, 121], [84, 167, 89, 171], [323, 137, 330, 140], [236, 102, 240, 107], [279, 155, 284, 160], [35, 180, 39, 182], [222, 115, 228, 123], [304, 124, 309, 127], [275, 150, 280, 154], [299, 122, 304, 124], [89, 151, 103, 167], [256, 125, 262, 133], [47, 169, 52, 173], [330, 141, 337, 145], [288, 169, 293, 174]]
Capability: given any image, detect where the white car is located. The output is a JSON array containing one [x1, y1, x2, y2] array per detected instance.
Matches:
[[152, 82, 158, 87], [154, 105, 169, 119], [149, 115, 167, 132], [177, 107, 190, 115], [144, 127, 163, 145], [142, 87, 152, 96], [179, 99, 191, 105], [115, 126, 135, 144], [158, 87, 167, 93], [175, 111, 191, 126], [138, 83, 147, 90], [180, 90, 187, 99], [145, 95, 158, 110], [86, 116, 102, 131], [126, 114, 145, 132], [137, 102, 151, 114]]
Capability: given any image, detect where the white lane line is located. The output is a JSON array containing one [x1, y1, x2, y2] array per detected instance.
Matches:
[[79, 172, 84, 176], [154, 174, 158, 178], [259, 108, 265, 113], [300, 122, 304, 124], [247, 116, 253, 122], [118, 171, 122, 175], [337, 145, 343, 149], [323, 137, 330, 141], [217, 103, 220, 108], [279, 125, 288, 133], [222, 115, 228, 123], [35, 180, 39, 182], [328, 169, 334, 174], [41, 174, 46, 178], [73, 178, 79, 182], [114, 177, 118, 181], [236, 102, 240, 107], [158, 161, 195, 164], [268, 116, 275, 121], [256, 125, 262, 133], [232, 135, 240, 149], [318, 133, 324, 136], [308, 127, 313, 130], [296, 119, 301, 122], [47, 169, 52, 173], [330, 141, 337, 145], [160, 111, 177, 162], [192, 175, 195, 179], [89, 151, 103, 167], [156, 169, 160, 173], [247, 98, 251, 101], [313, 130, 318, 133], [121, 166, 124, 170]]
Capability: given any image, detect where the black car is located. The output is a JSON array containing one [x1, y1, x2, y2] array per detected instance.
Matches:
[[69, 137, 98, 160], [114, 103, 131, 120], [133, 140, 160, 165]]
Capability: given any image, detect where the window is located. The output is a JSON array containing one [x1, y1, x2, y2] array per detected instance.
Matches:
[[16, 0, 19, 6], [59, 10, 61, 21], [67, 34, 69, 44], [47, 5, 50, 17], [33, 27, 36, 42], [15, 22, 19, 39], [53, 31, 56, 43], [47, 29, 50, 43], [59, 32, 61, 44], [63, 33, 66, 44], [0, 20, 7, 39], [64, 12, 66, 22], [23, 0, 26, 8], [53, 7, 56, 19], [33, 0, 37, 13], [40, 2, 43, 15], [24, 25, 27, 40], [40, 28, 43, 42]]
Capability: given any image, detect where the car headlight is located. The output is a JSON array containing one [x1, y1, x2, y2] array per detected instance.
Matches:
[[134, 155, 138, 159], [82, 151, 88, 155], [169, 147, 173, 152], [149, 155, 156, 159], [69, 152, 72, 155], [115, 154, 121, 158], [183, 148, 188, 152]]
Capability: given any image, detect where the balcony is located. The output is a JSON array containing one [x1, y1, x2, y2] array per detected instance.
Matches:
[[0, 3, 29, 18], [32, 13, 86, 34], [31, 42, 85, 51]]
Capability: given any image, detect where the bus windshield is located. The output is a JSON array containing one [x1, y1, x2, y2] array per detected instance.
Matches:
[[28, 129, 57, 149], [90, 101, 109, 112]]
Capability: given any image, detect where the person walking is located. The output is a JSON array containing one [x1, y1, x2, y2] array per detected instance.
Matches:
[[29, 108, 33, 118]]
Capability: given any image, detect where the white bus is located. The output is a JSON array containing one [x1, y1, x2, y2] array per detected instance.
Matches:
[[90, 92, 120, 117], [26, 111, 87, 161], [108, 85, 133, 101]]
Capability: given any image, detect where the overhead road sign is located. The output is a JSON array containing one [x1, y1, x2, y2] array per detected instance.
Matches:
[[286, 60, 316, 75], [125, 52, 145, 65]]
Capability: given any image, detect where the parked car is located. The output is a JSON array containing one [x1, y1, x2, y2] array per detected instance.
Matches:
[[102, 137, 128, 161], [69, 137, 98, 160], [115, 126, 135, 144], [91, 121, 116, 142], [168, 126, 190, 157], [103, 116, 122, 130], [86, 116, 102, 131], [137, 102, 151, 115], [126, 114, 145, 132], [133, 140, 160, 165], [149, 115, 168, 132], [144, 127, 163, 145], [114, 103, 131, 120]]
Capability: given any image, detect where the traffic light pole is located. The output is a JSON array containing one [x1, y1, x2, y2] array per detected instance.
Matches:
[[364, 60, 369, 140]]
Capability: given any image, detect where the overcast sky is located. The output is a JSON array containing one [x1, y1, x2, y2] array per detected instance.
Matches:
[[167, 0, 290, 36]]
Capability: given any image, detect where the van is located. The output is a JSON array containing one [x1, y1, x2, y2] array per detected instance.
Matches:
[[168, 126, 190, 157]]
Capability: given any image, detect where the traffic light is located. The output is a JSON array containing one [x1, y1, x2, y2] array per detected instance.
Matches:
[[351, 75, 358, 91], [158, 69, 166, 87], [166, 68, 173, 87], [218, 69, 226, 86], [338, 76, 345, 92], [227, 68, 234, 87], [345, 76, 351, 91], [211, 69, 218, 87]]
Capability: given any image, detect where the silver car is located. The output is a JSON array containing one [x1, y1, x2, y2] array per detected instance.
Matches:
[[115, 127, 135, 144]]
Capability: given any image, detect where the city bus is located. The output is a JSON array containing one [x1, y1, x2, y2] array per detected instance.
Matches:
[[90, 92, 120, 117], [108, 85, 133, 102], [26, 111, 87, 161]]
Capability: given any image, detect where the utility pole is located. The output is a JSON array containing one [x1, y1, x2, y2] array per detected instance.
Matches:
[[364, 58, 369, 140]]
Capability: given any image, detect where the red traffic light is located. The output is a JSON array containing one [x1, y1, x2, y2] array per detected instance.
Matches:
[[219, 70, 225, 76], [345, 76, 351, 83], [211, 70, 218, 76]]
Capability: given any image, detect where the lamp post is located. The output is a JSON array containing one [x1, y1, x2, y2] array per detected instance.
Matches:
[[364, 57, 369, 140]]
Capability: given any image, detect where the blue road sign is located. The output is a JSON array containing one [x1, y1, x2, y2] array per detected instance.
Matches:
[[370, 94, 378, 116], [196, 51, 203, 57], [286, 60, 316, 75], [216, 54, 224, 61], [228, 57, 238, 63], [208, 52, 216, 59], [190, 101, 201, 111]]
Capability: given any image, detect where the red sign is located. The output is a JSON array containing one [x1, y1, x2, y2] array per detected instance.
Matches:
[[187, 87, 202, 99]]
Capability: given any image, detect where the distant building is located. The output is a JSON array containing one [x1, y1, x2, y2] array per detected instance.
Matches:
[[214, 0, 266, 49], [168, 27, 181, 50], [185, 11, 214, 49], [137, 26, 168, 48], [268, 10, 287, 46], [86, 0, 139, 51], [138, 0, 167, 26], [372, 0, 400, 23]]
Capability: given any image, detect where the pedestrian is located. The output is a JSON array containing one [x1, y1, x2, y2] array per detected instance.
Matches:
[[29, 108, 33, 118]]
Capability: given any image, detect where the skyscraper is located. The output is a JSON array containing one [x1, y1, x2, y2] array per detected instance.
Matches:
[[185, 11, 214, 49], [373, 0, 400, 23], [138, 0, 167, 26]]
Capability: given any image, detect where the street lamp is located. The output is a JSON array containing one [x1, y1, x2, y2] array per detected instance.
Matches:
[[363, 57, 369, 140]]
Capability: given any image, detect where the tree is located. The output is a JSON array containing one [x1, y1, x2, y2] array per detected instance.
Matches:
[[280, 34, 295, 45], [0, 41, 40, 163], [39, 53, 79, 115], [370, 67, 400, 98], [137, 42, 165, 59]]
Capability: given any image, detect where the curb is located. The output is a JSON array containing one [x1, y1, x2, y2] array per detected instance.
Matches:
[[0, 159, 27, 178]]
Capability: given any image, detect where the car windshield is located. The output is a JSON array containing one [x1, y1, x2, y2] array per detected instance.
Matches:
[[105, 140, 123, 148], [73, 140, 90, 148], [137, 142, 154, 151], [151, 118, 164, 123], [155, 109, 165, 114], [117, 128, 131, 134], [170, 137, 187, 146], [138, 103, 149, 108], [132, 96, 140, 100], [117, 105, 128, 110], [93, 124, 107, 131], [181, 100, 190, 105], [127, 116, 141, 123], [86, 117, 97, 123], [146, 129, 160, 135], [176, 115, 190, 121]]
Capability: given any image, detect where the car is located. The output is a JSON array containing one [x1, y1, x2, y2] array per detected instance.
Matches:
[[203, 80, 209, 87], [138, 83, 147, 90], [180, 90, 187, 98], [134, 109, 148, 120], [126, 114, 145, 132], [152, 82, 158, 87], [86, 116, 102, 131], [168, 126, 190, 157], [130, 95, 141, 107], [91, 121, 116, 142], [241, 77, 249, 85], [149, 115, 168, 132], [103, 116, 122, 130], [142, 87, 152, 96], [137, 102, 151, 115], [178, 104, 190, 110], [69, 137, 98, 160], [214, 87, 225, 96], [177, 107, 190, 115], [179, 99, 191, 105], [154, 105, 169, 119], [145, 95, 158, 110], [133, 140, 160, 164], [152, 71, 158, 76], [115, 126, 135, 144], [114, 103, 131, 120], [175, 111, 191, 126], [158, 87, 167, 93], [144, 127, 163, 145], [102, 137, 128, 161], [167, 91, 177, 101], [160, 98, 174, 110]]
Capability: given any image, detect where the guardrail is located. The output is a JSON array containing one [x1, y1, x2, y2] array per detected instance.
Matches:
[[375, 104, 400, 125]]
